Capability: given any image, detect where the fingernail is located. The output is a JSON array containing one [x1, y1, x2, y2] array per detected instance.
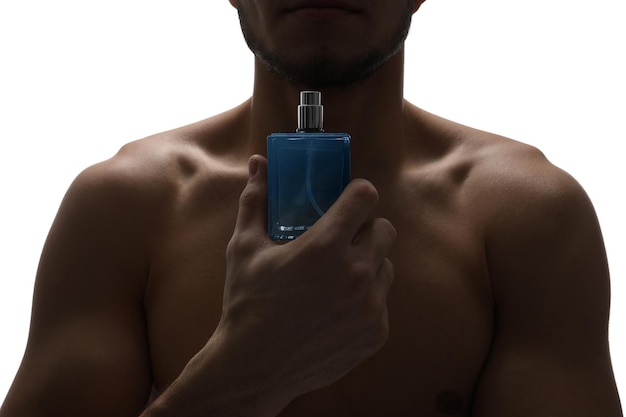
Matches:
[[248, 156, 259, 178]]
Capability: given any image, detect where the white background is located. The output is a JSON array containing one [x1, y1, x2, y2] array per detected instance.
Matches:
[[1, 0, 624, 404]]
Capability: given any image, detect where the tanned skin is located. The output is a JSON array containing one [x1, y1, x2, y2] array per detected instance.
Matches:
[[1, 0, 622, 416]]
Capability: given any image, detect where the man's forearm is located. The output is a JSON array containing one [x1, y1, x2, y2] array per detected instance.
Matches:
[[140, 335, 288, 417]]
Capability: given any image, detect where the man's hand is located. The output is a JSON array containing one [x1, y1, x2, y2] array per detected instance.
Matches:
[[144, 154, 396, 417], [223, 154, 396, 395]]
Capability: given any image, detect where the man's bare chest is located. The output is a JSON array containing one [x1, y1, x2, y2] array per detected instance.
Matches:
[[143, 177, 494, 415]]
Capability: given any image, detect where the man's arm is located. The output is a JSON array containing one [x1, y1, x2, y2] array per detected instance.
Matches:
[[472, 150, 622, 416], [0, 159, 157, 417]]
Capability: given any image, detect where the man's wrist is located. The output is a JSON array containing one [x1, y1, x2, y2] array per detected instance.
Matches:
[[141, 327, 291, 417]]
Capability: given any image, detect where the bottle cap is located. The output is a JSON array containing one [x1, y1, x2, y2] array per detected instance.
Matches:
[[298, 91, 324, 132]]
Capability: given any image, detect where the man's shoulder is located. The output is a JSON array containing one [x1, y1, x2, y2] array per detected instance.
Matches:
[[412, 108, 583, 204], [467, 129, 587, 217], [410, 105, 593, 227], [430, 114, 598, 252], [62, 103, 251, 226], [78, 103, 250, 198]]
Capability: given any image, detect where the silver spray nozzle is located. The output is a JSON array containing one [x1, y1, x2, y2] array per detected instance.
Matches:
[[298, 91, 324, 132]]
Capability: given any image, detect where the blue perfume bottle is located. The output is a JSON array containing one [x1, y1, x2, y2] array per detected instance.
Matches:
[[267, 91, 351, 241]]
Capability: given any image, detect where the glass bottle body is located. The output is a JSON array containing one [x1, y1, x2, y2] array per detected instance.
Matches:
[[267, 132, 351, 241]]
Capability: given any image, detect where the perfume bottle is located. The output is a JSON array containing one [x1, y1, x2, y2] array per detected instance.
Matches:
[[267, 91, 351, 241]]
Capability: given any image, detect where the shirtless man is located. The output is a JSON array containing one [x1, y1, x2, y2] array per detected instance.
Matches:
[[1, 0, 622, 416]]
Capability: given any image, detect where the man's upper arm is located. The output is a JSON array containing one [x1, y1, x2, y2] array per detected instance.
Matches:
[[1, 161, 158, 417], [472, 156, 622, 416]]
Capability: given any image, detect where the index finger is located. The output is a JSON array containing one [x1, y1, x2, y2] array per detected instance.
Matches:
[[232, 155, 270, 241], [308, 179, 380, 243]]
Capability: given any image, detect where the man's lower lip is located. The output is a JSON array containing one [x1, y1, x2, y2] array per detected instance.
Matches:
[[290, 7, 356, 17]]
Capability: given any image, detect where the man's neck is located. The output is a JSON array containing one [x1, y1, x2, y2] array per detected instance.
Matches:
[[246, 47, 409, 181]]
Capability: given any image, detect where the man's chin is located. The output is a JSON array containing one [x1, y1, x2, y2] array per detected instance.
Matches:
[[258, 50, 392, 89]]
